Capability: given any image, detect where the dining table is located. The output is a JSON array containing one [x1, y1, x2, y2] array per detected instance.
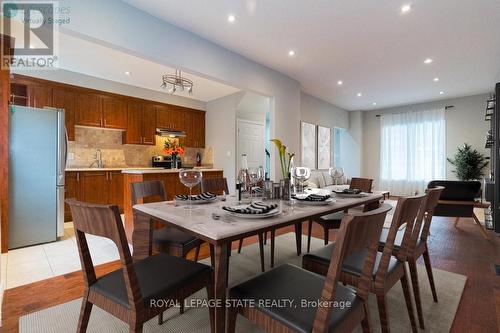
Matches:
[[132, 192, 383, 333]]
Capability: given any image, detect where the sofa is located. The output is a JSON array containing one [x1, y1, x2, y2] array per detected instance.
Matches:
[[306, 169, 350, 191]]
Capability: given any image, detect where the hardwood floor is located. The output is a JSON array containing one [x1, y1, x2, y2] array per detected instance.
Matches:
[[1, 215, 499, 333]]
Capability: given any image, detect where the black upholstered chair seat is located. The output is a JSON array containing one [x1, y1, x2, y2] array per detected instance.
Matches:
[[91, 253, 212, 308], [153, 227, 200, 246], [303, 243, 400, 277], [318, 211, 344, 223], [229, 264, 363, 333]]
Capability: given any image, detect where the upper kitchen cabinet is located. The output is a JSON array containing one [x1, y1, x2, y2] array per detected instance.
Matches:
[[156, 104, 172, 128], [124, 101, 156, 145], [52, 87, 76, 141], [142, 104, 156, 145], [184, 108, 205, 148], [101, 96, 127, 129], [75, 92, 102, 127], [192, 110, 205, 148], [30, 84, 53, 108], [170, 105, 185, 131]]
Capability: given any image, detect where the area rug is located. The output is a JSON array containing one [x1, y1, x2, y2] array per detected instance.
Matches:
[[20, 233, 467, 332]]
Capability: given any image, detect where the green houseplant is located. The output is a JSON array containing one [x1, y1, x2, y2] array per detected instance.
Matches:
[[447, 143, 489, 180]]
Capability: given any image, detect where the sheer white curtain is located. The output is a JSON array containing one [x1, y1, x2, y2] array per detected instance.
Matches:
[[380, 108, 446, 196]]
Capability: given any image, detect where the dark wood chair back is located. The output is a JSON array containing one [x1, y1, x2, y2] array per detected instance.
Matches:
[[312, 203, 392, 332], [131, 180, 167, 205], [350, 177, 373, 193], [66, 199, 143, 312], [376, 194, 426, 283], [419, 186, 444, 242], [201, 177, 229, 195]]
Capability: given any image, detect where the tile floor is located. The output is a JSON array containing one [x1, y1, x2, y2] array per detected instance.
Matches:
[[3, 222, 126, 289]]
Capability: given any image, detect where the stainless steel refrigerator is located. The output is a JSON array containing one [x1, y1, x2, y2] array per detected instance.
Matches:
[[8, 105, 67, 249]]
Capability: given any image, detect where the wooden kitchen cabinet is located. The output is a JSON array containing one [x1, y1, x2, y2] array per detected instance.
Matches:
[[142, 104, 156, 145], [184, 109, 205, 148], [80, 171, 108, 204], [65, 171, 125, 221], [125, 102, 144, 144], [156, 104, 172, 128], [52, 87, 76, 141], [124, 101, 156, 145], [30, 85, 53, 108], [108, 171, 124, 210], [75, 92, 102, 127], [64, 171, 80, 221], [170, 106, 185, 131], [102, 96, 127, 129]]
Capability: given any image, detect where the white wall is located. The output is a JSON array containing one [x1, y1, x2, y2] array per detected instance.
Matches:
[[300, 92, 362, 177], [362, 93, 491, 189], [206, 92, 246, 191], [16, 69, 207, 110], [60, 0, 301, 180]]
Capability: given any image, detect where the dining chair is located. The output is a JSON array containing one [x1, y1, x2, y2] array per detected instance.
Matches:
[[66, 199, 214, 333], [378, 185, 444, 329], [201, 177, 267, 272], [303, 194, 426, 333], [306, 177, 374, 252], [227, 204, 392, 333], [131, 180, 204, 317]]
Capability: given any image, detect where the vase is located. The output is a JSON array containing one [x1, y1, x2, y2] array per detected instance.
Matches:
[[171, 155, 178, 169], [280, 178, 291, 201]]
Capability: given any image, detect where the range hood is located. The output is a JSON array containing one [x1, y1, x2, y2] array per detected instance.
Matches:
[[156, 127, 187, 138]]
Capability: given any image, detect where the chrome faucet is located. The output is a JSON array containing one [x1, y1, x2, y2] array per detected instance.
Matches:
[[89, 149, 104, 168]]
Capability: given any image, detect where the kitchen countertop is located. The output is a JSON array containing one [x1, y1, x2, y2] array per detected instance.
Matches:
[[66, 167, 158, 172], [66, 167, 223, 173], [122, 168, 223, 174]]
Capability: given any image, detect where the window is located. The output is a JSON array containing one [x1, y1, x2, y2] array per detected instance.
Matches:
[[380, 109, 446, 195], [333, 127, 346, 168]]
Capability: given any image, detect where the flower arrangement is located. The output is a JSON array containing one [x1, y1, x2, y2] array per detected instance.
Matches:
[[271, 139, 295, 179], [164, 140, 185, 158]]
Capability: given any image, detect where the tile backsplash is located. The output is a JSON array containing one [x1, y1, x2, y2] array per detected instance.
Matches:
[[67, 126, 213, 168]]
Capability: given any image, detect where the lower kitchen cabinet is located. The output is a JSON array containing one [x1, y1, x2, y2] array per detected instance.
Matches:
[[64, 170, 125, 222]]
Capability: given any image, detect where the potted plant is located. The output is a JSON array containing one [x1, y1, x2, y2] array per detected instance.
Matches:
[[447, 143, 489, 180], [271, 139, 295, 200], [164, 139, 185, 169]]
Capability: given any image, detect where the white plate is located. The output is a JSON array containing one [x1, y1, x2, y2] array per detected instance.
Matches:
[[227, 207, 282, 219], [174, 197, 218, 205], [293, 198, 336, 206]]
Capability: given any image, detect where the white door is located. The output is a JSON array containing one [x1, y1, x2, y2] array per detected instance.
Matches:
[[237, 119, 265, 170]]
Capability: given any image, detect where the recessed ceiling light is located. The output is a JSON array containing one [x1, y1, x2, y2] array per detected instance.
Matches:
[[372, 102, 377, 106], [288, 50, 296, 57], [227, 14, 236, 23], [337, 80, 343, 86], [124, 71, 131, 75], [433, 77, 439, 82], [439, 91, 444, 95], [424, 58, 434, 64], [401, 4, 412, 13], [357, 92, 362, 97]]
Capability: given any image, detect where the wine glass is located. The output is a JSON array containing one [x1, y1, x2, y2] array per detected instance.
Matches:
[[328, 167, 344, 185], [248, 166, 264, 202], [292, 167, 311, 193], [179, 169, 203, 210]]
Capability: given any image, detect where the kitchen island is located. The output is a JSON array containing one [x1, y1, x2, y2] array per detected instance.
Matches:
[[122, 168, 223, 239]]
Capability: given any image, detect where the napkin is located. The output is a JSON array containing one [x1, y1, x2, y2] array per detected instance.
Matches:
[[333, 189, 362, 195], [175, 192, 217, 201], [292, 193, 331, 202], [222, 202, 278, 215]]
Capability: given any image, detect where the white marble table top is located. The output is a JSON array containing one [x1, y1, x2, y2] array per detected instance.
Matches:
[[133, 193, 383, 242]]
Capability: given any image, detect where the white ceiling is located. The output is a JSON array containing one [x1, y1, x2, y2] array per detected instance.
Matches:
[[54, 32, 240, 102], [123, 0, 500, 110]]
